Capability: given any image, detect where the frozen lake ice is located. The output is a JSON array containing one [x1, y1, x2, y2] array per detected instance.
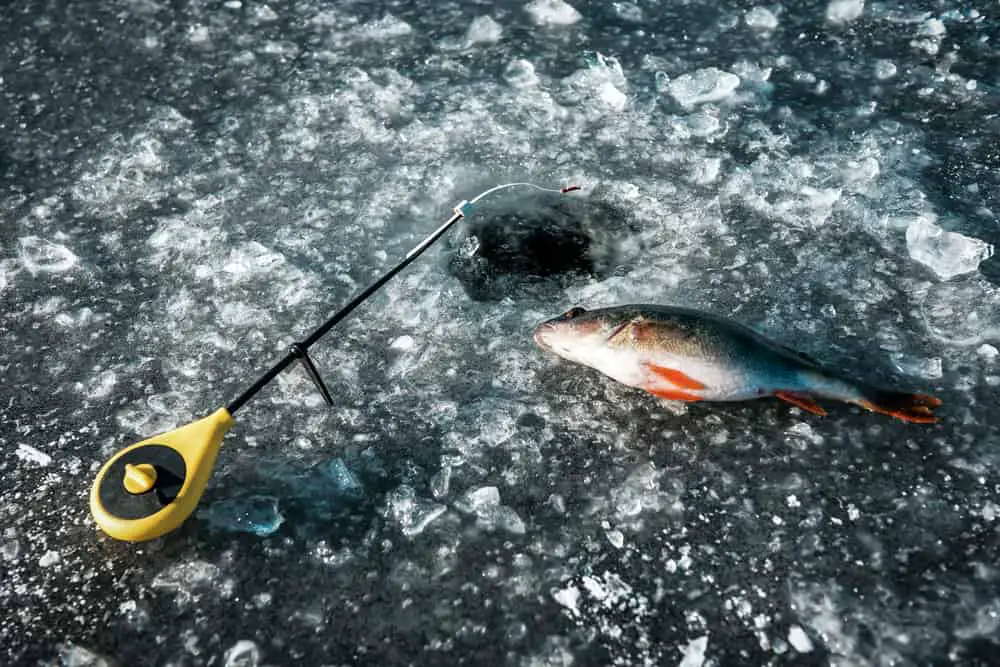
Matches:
[[1, 0, 999, 664]]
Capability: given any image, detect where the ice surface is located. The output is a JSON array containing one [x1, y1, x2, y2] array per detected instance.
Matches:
[[4, 0, 1000, 663], [906, 213, 993, 280], [524, 0, 581, 26], [668, 68, 741, 109], [826, 0, 864, 24], [199, 495, 284, 537]]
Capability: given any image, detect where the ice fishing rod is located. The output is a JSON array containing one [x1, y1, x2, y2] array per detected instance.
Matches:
[[90, 181, 581, 542]]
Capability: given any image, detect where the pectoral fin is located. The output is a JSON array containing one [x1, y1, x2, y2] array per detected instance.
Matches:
[[644, 363, 706, 390], [646, 387, 702, 402], [774, 391, 827, 416]]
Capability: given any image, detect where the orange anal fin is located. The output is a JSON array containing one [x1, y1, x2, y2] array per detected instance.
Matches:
[[644, 364, 706, 390], [858, 393, 940, 424], [646, 387, 702, 402], [774, 391, 827, 417]]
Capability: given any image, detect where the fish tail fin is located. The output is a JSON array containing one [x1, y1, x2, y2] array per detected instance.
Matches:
[[856, 387, 941, 424]]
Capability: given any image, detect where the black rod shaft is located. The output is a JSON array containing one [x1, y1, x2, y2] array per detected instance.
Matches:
[[225, 211, 464, 414]]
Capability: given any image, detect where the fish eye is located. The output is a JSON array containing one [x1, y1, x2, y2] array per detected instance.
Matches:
[[563, 307, 587, 319]]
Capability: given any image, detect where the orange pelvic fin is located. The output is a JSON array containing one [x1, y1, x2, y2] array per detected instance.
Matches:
[[646, 387, 702, 402], [774, 391, 827, 416], [858, 391, 941, 424], [644, 363, 706, 390]]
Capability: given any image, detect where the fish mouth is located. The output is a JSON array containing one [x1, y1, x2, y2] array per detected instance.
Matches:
[[533, 323, 554, 351]]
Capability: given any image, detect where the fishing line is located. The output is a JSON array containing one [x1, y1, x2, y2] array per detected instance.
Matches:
[[90, 181, 581, 542]]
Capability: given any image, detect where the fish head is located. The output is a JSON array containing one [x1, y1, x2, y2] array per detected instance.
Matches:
[[534, 306, 632, 364]]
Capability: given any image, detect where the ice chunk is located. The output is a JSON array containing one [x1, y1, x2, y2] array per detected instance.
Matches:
[[456, 486, 502, 513], [921, 279, 1000, 346], [39, 550, 61, 567], [874, 59, 897, 80], [199, 495, 284, 537], [906, 214, 993, 280], [612, 2, 644, 22], [465, 16, 502, 46], [224, 640, 261, 667], [788, 625, 814, 652], [826, 0, 864, 24], [55, 644, 114, 667], [18, 236, 78, 275], [386, 485, 447, 537], [455, 486, 527, 534], [553, 584, 581, 613], [525, 0, 582, 26], [357, 15, 412, 41], [745, 7, 778, 30], [504, 59, 539, 88], [978, 344, 999, 362], [917, 18, 945, 37], [152, 560, 227, 605], [16, 443, 52, 466], [319, 457, 365, 500], [669, 68, 740, 109], [891, 354, 943, 380], [1, 530, 19, 562], [390, 335, 415, 351], [679, 635, 709, 667]]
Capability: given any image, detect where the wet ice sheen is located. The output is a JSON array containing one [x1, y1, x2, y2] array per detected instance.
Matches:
[[199, 495, 285, 536]]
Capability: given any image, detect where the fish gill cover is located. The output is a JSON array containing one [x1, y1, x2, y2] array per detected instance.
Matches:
[[1, 0, 999, 665]]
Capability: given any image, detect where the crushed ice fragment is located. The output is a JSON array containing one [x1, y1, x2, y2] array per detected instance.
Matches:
[[56, 644, 114, 667], [891, 354, 943, 380], [745, 7, 778, 30], [906, 214, 993, 280], [605, 529, 625, 548], [199, 495, 284, 537], [977, 344, 999, 362], [524, 0, 582, 26], [224, 640, 261, 667], [16, 443, 52, 466], [357, 15, 412, 41], [679, 635, 709, 667], [18, 236, 78, 275], [504, 59, 539, 88], [553, 584, 580, 613], [669, 68, 741, 109], [917, 18, 945, 37], [465, 16, 502, 46], [788, 625, 814, 652], [826, 0, 864, 24], [1, 531, 19, 562], [612, 2, 644, 22], [319, 457, 364, 500], [39, 550, 61, 567], [386, 485, 447, 537], [874, 59, 897, 80], [456, 486, 501, 513], [456, 486, 527, 534], [390, 335, 415, 351]]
